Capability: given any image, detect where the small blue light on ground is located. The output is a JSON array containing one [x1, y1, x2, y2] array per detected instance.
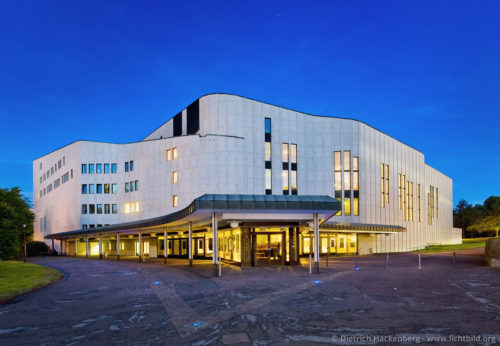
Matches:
[[192, 322, 201, 327], [138, 267, 142, 270], [45, 256, 48, 259], [313, 280, 321, 284], [153, 281, 160, 285], [355, 267, 360, 271]]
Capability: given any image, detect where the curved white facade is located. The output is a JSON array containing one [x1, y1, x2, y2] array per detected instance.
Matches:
[[33, 93, 461, 254]]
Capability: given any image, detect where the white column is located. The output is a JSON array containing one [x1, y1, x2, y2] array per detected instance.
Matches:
[[313, 212, 320, 274], [116, 234, 120, 260], [212, 213, 218, 277], [164, 228, 167, 264], [138, 231, 142, 262], [85, 237, 89, 258], [99, 234, 103, 259], [188, 221, 193, 266]]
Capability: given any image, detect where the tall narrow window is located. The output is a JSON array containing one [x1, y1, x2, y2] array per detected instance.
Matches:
[[265, 118, 272, 195], [291, 144, 297, 195], [166, 149, 172, 161], [104, 163, 109, 173], [344, 151, 351, 216], [96, 164, 102, 174], [417, 184, 421, 222], [125, 162, 129, 172], [381, 164, 389, 207], [82, 164, 87, 174], [104, 184, 110, 194], [172, 148, 178, 160], [172, 195, 178, 207], [398, 174, 402, 210], [334, 151, 342, 215], [436, 187, 439, 218], [112, 183, 117, 194], [282, 143, 289, 195], [111, 163, 117, 173], [353, 156, 359, 216], [172, 171, 178, 183], [130, 160, 134, 171], [89, 184, 95, 194], [89, 164, 95, 174]]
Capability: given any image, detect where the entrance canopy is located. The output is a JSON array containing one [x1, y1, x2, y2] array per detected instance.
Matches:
[[45, 194, 341, 239], [319, 221, 406, 234]]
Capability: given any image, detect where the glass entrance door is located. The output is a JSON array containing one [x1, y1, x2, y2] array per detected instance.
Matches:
[[255, 233, 284, 265]]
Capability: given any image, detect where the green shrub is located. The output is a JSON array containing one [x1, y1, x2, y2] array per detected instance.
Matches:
[[26, 241, 50, 257]]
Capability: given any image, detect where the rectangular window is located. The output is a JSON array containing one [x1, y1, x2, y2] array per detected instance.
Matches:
[[334, 151, 342, 215], [89, 184, 95, 194], [104, 163, 109, 173], [112, 183, 117, 194], [97, 204, 103, 214], [129, 181, 134, 192], [82, 204, 87, 214], [282, 169, 289, 195], [125, 203, 130, 214], [111, 163, 117, 173], [173, 195, 178, 207], [172, 148, 178, 160], [135, 180, 139, 191], [104, 204, 110, 214], [96, 164, 102, 174], [172, 171, 178, 183], [81, 184, 87, 194], [436, 187, 439, 218], [125, 162, 129, 172], [135, 202, 139, 212], [353, 156, 359, 216], [344, 171, 351, 191], [81, 164, 87, 174], [265, 169, 272, 195], [89, 204, 95, 214], [112, 204, 117, 214], [265, 142, 271, 161], [344, 151, 351, 171], [166, 149, 172, 161], [130, 160, 134, 171], [344, 198, 351, 216], [89, 164, 95, 174], [96, 184, 102, 194], [125, 182, 129, 193], [104, 184, 110, 194], [264, 118, 272, 195], [291, 170, 297, 195], [417, 183, 421, 222], [282, 143, 289, 163], [291, 144, 297, 164]]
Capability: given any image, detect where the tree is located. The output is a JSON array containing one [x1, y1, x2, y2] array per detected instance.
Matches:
[[453, 199, 484, 238], [0, 187, 34, 259], [468, 210, 500, 238], [483, 196, 500, 215]]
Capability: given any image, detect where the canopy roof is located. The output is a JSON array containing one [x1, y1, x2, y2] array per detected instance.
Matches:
[[45, 194, 341, 239]]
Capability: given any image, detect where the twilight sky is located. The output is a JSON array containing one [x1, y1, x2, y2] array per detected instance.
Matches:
[[0, 1, 499, 207]]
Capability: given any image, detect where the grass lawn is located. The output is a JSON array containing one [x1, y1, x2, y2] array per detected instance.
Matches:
[[0, 260, 63, 302], [417, 238, 491, 253]]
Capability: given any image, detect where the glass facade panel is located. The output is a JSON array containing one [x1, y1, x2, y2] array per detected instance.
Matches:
[[282, 170, 289, 194], [344, 151, 351, 171], [265, 142, 271, 161], [282, 143, 289, 162], [291, 144, 297, 163]]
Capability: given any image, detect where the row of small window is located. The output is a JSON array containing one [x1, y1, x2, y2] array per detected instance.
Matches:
[[166, 147, 178, 161], [39, 170, 73, 199], [124, 202, 140, 213], [82, 184, 117, 194], [82, 204, 118, 214], [39, 156, 66, 183], [82, 224, 110, 229], [125, 181, 139, 192], [82, 163, 117, 174]]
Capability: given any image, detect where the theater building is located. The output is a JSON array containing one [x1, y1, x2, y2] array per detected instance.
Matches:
[[33, 93, 461, 274]]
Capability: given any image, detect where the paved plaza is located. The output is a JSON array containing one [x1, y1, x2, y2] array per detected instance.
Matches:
[[1, 249, 499, 345]]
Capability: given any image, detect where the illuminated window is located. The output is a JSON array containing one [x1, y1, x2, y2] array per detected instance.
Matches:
[[282, 143, 289, 163], [125, 203, 130, 214], [172, 148, 178, 160], [381, 164, 389, 207], [291, 170, 297, 194], [173, 195, 178, 207], [436, 188, 439, 218], [104, 184, 110, 194], [135, 202, 139, 212], [112, 183, 117, 194], [282, 170, 289, 194], [172, 171, 178, 183], [265, 143, 271, 161], [166, 149, 172, 161], [334, 151, 342, 215], [291, 144, 297, 164], [131, 203, 135, 213], [353, 156, 359, 216], [265, 118, 272, 195], [417, 184, 421, 222]]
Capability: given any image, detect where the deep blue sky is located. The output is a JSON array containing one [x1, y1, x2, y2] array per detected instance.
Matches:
[[0, 1, 499, 207]]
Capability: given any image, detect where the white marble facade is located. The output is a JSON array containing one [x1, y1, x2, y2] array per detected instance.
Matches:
[[33, 94, 461, 252]]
